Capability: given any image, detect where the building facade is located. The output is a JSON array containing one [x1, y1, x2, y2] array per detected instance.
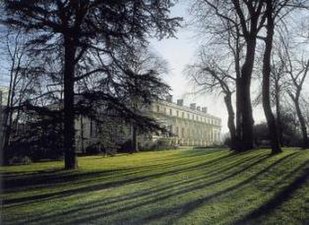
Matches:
[[75, 97, 222, 151], [148, 98, 221, 146]]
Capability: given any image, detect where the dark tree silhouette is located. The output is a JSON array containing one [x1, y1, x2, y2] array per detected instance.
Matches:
[[261, 0, 282, 154], [3, 0, 181, 169], [190, 0, 308, 153], [284, 53, 309, 149], [190, 0, 270, 151]]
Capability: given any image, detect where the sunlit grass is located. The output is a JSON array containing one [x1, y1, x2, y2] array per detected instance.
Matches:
[[1, 148, 309, 225]]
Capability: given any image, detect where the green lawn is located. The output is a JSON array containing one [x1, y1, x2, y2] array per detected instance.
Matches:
[[1, 148, 309, 225]]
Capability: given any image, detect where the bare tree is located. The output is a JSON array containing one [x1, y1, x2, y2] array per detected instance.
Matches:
[[284, 52, 309, 149], [190, 0, 308, 153], [0, 29, 37, 158], [190, 0, 271, 151], [270, 47, 287, 147], [187, 56, 237, 149], [186, 24, 242, 149]]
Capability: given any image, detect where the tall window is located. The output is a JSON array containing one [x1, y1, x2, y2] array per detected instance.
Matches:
[[170, 108, 172, 115], [156, 105, 160, 112]]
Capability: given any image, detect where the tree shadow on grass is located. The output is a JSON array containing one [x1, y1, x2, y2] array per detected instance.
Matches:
[[23, 152, 298, 225], [231, 161, 309, 225], [126, 152, 301, 225], [25, 151, 269, 224], [2, 150, 236, 207], [3, 151, 303, 225], [2, 149, 226, 193]]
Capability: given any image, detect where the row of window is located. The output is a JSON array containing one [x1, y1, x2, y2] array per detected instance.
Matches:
[[170, 125, 220, 140], [155, 105, 220, 125]]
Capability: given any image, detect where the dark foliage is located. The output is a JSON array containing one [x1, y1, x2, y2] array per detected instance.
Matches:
[[3, 0, 181, 167]]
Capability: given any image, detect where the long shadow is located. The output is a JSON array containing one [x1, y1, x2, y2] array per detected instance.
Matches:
[[4, 151, 298, 225], [3, 149, 226, 193], [3, 150, 267, 225], [2, 153, 206, 193], [26, 151, 267, 223], [232, 161, 309, 225], [115, 152, 301, 225], [2, 150, 236, 206], [36, 152, 297, 225]]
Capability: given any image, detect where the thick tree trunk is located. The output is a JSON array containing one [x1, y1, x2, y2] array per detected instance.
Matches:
[[294, 99, 309, 149], [237, 39, 256, 151], [235, 78, 242, 150], [224, 93, 236, 150], [262, 3, 282, 154], [64, 39, 78, 169]]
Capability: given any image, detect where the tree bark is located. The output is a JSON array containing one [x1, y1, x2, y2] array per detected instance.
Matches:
[[293, 97, 309, 149], [237, 39, 256, 151], [64, 38, 78, 169], [262, 1, 282, 154], [235, 74, 242, 150], [224, 93, 236, 150]]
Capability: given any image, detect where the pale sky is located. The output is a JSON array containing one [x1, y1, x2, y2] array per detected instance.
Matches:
[[150, 1, 232, 134]]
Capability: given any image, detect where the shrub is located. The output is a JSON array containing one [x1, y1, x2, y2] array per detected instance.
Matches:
[[85, 144, 101, 154], [8, 155, 32, 165]]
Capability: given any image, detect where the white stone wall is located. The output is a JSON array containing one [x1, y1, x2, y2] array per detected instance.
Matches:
[[149, 100, 222, 146]]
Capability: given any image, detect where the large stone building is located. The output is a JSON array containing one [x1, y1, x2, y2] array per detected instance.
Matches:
[[75, 96, 222, 151], [148, 97, 221, 146]]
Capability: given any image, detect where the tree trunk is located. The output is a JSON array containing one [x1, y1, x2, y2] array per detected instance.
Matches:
[[262, 2, 282, 154], [224, 93, 236, 150], [64, 38, 78, 169], [294, 98, 309, 149], [235, 77, 242, 150], [237, 39, 256, 151]]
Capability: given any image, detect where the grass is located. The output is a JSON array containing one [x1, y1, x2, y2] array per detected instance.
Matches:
[[1, 148, 309, 225]]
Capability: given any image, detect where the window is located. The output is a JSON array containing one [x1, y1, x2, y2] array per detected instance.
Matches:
[[182, 112, 184, 118], [176, 110, 179, 117], [164, 107, 167, 114], [156, 105, 160, 112], [187, 113, 190, 119], [170, 108, 172, 115]]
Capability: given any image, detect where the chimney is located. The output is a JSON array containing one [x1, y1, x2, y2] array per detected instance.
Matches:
[[190, 103, 196, 110], [177, 99, 183, 106], [197, 106, 201, 111], [166, 95, 173, 102], [202, 107, 207, 113]]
